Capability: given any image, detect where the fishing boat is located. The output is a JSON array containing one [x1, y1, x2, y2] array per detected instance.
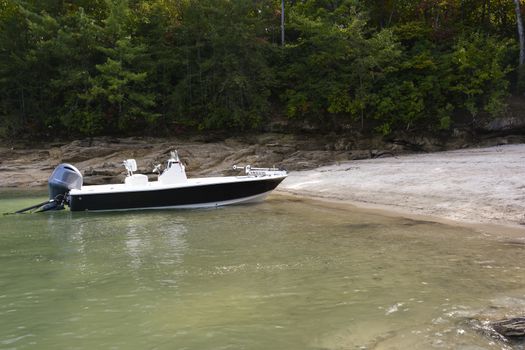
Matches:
[[20, 151, 287, 213]]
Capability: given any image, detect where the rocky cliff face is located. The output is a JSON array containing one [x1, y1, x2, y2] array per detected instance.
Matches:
[[1, 131, 524, 187]]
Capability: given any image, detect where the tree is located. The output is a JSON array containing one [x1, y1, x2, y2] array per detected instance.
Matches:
[[280, 2, 400, 130], [449, 33, 512, 123], [513, 0, 525, 65], [513, 0, 525, 94], [73, 0, 157, 134], [171, 0, 274, 130]]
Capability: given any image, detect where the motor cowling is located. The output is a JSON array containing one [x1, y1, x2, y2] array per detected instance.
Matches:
[[48, 164, 83, 208], [9, 164, 83, 214]]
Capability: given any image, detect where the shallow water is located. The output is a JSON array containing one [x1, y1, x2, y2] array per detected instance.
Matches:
[[1, 191, 524, 349]]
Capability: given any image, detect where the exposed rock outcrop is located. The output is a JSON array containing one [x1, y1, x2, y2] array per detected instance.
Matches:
[[1, 131, 524, 188]]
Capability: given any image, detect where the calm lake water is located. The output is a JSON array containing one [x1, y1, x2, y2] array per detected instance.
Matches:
[[1, 191, 524, 350]]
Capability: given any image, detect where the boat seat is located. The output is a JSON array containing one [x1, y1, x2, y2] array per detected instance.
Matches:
[[124, 174, 148, 186], [123, 159, 138, 175]]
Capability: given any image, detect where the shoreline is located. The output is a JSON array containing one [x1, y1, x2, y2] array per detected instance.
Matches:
[[1, 137, 524, 234], [272, 192, 525, 237], [277, 144, 525, 234]]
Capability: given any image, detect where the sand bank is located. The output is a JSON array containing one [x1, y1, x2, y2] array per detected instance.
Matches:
[[278, 144, 525, 229]]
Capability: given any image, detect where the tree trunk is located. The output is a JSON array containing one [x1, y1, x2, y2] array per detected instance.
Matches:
[[514, 0, 525, 66], [281, 0, 285, 46]]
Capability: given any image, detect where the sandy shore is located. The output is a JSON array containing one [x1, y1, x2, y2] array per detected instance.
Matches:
[[278, 144, 525, 229]]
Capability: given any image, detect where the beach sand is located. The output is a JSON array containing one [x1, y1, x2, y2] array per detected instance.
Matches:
[[277, 144, 525, 230]]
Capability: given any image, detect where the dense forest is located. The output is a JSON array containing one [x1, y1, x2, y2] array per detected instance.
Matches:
[[0, 0, 523, 139]]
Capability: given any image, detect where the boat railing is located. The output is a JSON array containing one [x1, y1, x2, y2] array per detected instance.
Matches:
[[233, 165, 286, 177]]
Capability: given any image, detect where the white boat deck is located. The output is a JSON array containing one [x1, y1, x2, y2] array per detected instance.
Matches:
[[70, 174, 287, 195]]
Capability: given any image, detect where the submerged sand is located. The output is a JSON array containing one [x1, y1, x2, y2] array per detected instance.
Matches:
[[278, 144, 525, 229]]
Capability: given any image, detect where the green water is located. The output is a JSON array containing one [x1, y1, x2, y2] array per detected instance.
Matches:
[[1, 191, 524, 350]]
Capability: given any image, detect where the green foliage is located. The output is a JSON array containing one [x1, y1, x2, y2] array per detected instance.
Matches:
[[280, 2, 401, 129], [170, 0, 274, 130], [0, 0, 520, 139], [449, 32, 512, 120], [370, 31, 513, 133]]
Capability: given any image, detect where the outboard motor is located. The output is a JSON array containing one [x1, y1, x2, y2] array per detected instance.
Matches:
[[11, 163, 83, 214], [46, 163, 83, 210]]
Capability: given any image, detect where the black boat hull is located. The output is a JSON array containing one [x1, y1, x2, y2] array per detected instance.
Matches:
[[68, 177, 285, 212]]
